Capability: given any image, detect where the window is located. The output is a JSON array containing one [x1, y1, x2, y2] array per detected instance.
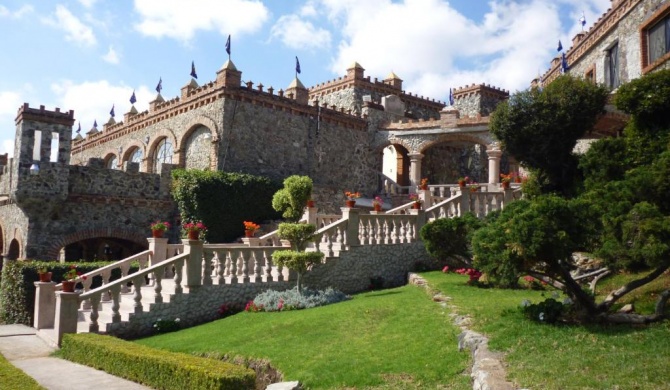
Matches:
[[130, 147, 143, 164], [605, 43, 620, 89], [107, 155, 118, 170], [648, 16, 670, 64], [154, 138, 173, 172], [585, 65, 596, 84]]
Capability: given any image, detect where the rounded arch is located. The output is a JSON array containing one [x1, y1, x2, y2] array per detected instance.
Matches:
[[121, 141, 147, 167], [420, 135, 490, 185], [44, 226, 149, 261], [6, 239, 20, 260], [103, 150, 120, 170], [147, 129, 178, 173], [417, 133, 493, 154], [181, 115, 219, 144]]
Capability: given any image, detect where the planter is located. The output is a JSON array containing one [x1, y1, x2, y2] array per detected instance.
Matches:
[[245, 230, 255, 238], [420, 185, 428, 190], [412, 202, 422, 210], [345, 200, 356, 208], [187, 230, 200, 240], [306, 200, 315, 208], [501, 181, 510, 189], [38, 272, 52, 283], [458, 180, 466, 188], [514, 177, 522, 183], [373, 204, 382, 212], [62, 281, 76, 292], [151, 229, 164, 238]]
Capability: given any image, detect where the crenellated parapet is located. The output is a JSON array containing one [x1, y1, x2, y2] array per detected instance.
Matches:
[[451, 83, 509, 118], [383, 108, 490, 131]]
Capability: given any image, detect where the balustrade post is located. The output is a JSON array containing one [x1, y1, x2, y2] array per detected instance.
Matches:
[[33, 282, 57, 330], [341, 207, 360, 247], [182, 238, 203, 289], [54, 291, 80, 346], [305, 203, 318, 225], [503, 187, 514, 205], [242, 237, 261, 247], [409, 208, 427, 238], [487, 143, 503, 190], [459, 187, 471, 216], [419, 189, 432, 208], [148, 237, 169, 281]]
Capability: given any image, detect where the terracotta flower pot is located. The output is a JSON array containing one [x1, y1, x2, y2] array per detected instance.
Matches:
[[38, 272, 52, 283], [152, 229, 164, 238], [306, 200, 315, 208], [187, 230, 200, 240], [501, 181, 510, 189], [373, 204, 382, 212], [346, 200, 356, 208], [420, 185, 428, 190], [458, 180, 466, 188], [412, 202, 421, 210], [62, 281, 76, 293], [245, 230, 255, 238]]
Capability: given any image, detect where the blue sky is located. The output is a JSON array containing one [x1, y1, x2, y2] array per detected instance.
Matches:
[[0, 0, 611, 156]]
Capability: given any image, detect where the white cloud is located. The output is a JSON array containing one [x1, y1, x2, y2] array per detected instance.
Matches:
[[0, 91, 24, 157], [299, 1, 318, 17], [0, 4, 34, 19], [43, 5, 97, 46], [270, 14, 331, 50], [318, 0, 576, 101], [102, 46, 120, 64], [78, 0, 98, 8], [133, 0, 269, 42], [51, 80, 153, 136]]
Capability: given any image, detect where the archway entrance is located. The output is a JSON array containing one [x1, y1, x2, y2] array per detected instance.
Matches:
[[61, 237, 146, 262], [7, 239, 20, 260], [422, 141, 488, 184], [382, 144, 410, 187]]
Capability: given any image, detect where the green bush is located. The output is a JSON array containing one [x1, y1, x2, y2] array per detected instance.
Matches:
[[59, 333, 255, 390], [419, 213, 482, 266], [0, 261, 139, 326], [0, 353, 44, 390], [172, 169, 281, 242], [272, 175, 313, 222], [251, 287, 349, 311]]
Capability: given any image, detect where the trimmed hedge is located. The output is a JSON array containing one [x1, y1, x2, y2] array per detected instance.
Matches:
[[171, 169, 281, 242], [0, 352, 44, 390], [0, 261, 140, 326], [59, 333, 255, 390]]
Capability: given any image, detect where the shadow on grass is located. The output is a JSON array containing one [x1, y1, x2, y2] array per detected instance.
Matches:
[[362, 290, 403, 298]]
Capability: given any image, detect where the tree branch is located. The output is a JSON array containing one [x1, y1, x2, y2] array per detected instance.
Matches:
[[573, 267, 609, 281], [602, 290, 670, 324], [597, 262, 670, 311], [589, 269, 611, 295], [527, 271, 565, 290]]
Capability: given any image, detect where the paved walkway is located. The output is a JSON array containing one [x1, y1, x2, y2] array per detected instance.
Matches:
[[0, 324, 152, 390]]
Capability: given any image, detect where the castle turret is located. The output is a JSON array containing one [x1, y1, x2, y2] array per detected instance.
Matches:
[[286, 77, 309, 105], [346, 62, 365, 80], [216, 59, 242, 89], [384, 71, 403, 90]]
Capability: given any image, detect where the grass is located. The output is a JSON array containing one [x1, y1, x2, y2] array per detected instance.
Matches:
[[0, 353, 44, 390], [422, 271, 670, 390], [137, 284, 472, 389]]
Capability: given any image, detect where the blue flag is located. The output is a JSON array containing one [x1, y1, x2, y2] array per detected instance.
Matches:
[[580, 12, 586, 27], [130, 90, 137, 104], [156, 77, 162, 93], [295, 56, 301, 74], [561, 53, 570, 73], [225, 34, 231, 56], [76, 122, 81, 134], [109, 104, 115, 117], [449, 88, 454, 106], [190, 61, 197, 79], [93, 120, 98, 128], [557, 40, 563, 52]]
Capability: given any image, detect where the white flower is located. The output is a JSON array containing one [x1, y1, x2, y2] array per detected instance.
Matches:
[[539, 312, 545, 321], [563, 297, 573, 305], [521, 299, 531, 307], [551, 291, 560, 299]]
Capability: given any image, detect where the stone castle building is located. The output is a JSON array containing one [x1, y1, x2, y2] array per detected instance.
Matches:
[[2, 0, 668, 262]]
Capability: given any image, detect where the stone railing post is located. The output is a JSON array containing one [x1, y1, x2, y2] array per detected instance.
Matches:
[[182, 238, 203, 289], [341, 207, 361, 247], [54, 291, 80, 346], [458, 187, 471, 216], [418, 189, 432, 207], [503, 187, 514, 205], [305, 204, 318, 225], [409, 208, 427, 238], [242, 237, 261, 247], [148, 237, 169, 279], [33, 282, 57, 330]]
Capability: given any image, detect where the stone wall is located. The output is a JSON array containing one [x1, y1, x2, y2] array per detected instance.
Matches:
[[422, 142, 488, 184]]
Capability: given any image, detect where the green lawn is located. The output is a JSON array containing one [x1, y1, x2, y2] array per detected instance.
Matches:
[[137, 284, 472, 389], [0, 353, 44, 390], [422, 271, 670, 390]]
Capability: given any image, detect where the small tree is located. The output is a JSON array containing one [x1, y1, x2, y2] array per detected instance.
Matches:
[[420, 213, 483, 267], [271, 175, 313, 222]]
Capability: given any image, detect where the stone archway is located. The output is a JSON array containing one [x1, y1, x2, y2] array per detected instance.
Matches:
[[45, 227, 148, 261], [7, 239, 20, 260]]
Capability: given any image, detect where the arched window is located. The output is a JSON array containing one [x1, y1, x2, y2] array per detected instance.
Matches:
[[130, 147, 143, 164], [154, 138, 173, 172], [106, 154, 118, 170]]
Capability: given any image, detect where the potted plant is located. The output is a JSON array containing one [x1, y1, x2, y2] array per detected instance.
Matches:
[[419, 177, 429, 190], [243, 221, 260, 237], [469, 182, 480, 193], [409, 193, 422, 209], [150, 220, 170, 238], [306, 198, 315, 208], [372, 196, 383, 212], [344, 191, 361, 207], [457, 176, 469, 187], [183, 220, 207, 240], [500, 173, 512, 189], [37, 266, 52, 283], [62, 265, 87, 292]]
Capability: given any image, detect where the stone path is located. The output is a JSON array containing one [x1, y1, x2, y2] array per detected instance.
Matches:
[[0, 324, 152, 390]]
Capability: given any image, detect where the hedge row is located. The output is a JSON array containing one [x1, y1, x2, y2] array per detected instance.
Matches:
[[0, 261, 139, 326], [59, 333, 255, 390], [0, 353, 44, 390]]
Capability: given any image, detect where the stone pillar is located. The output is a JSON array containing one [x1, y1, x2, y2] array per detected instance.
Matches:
[[182, 239, 203, 289], [33, 282, 57, 330], [409, 208, 427, 234], [242, 237, 261, 247], [408, 152, 424, 189], [305, 204, 318, 225], [487, 144, 503, 186], [458, 187, 471, 216], [418, 189, 432, 209], [148, 237, 169, 281], [341, 207, 361, 247], [54, 291, 80, 346]]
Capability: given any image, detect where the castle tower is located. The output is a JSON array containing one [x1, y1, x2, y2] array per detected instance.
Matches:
[[384, 71, 403, 90], [14, 104, 74, 168], [286, 77, 309, 105], [216, 59, 242, 89], [346, 62, 365, 80]]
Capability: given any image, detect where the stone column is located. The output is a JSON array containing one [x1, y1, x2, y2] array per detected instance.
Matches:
[[409, 208, 427, 235], [408, 152, 424, 189], [182, 239, 203, 289], [242, 237, 261, 247], [418, 189, 432, 208], [341, 207, 360, 247], [487, 144, 503, 186], [33, 282, 57, 330], [459, 187, 471, 216], [148, 237, 168, 281], [54, 291, 80, 346]]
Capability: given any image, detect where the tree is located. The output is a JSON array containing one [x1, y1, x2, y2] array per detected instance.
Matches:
[[420, 213, 483, 267], [490, 75, 609, 195], [271, 175, 313, 222]]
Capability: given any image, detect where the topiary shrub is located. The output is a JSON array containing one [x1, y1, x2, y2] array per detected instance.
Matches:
[[419, 213, 482, 268], [250, 287, 349, 311], [271, 175, 313, 222]]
